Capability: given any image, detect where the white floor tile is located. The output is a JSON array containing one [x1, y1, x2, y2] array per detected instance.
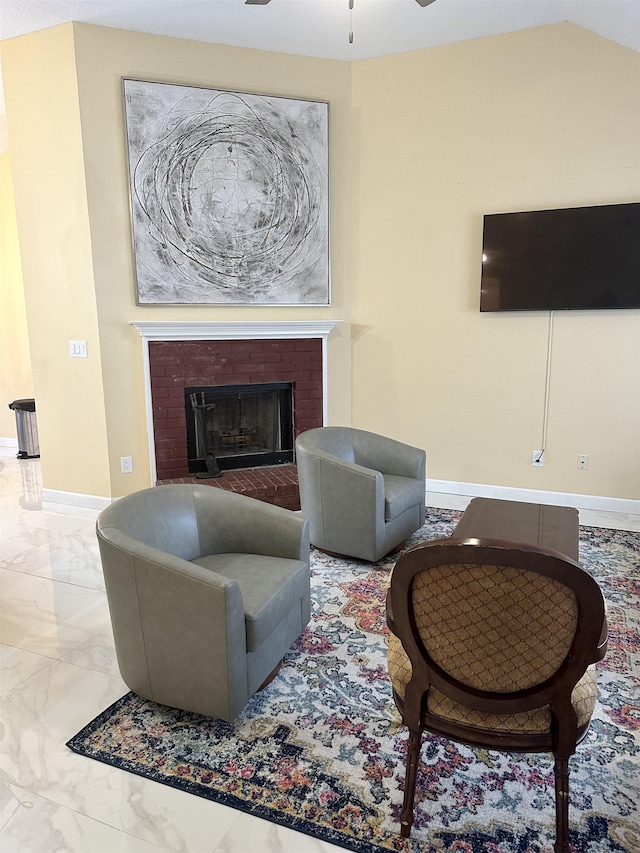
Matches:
[[59, 626, 120, 677], [426, 492, 471, 511], [1, 782, 167, 853], [0, 568, 111, 658], [579, 508, 640, 531], [0, 644, 52, 695], [214, 812, 347, 852], [0, 658, 237, 853]]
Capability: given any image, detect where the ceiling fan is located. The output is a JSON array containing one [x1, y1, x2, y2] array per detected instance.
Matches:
[[246, 0, 437, 6], [244, 0, 438, 44]]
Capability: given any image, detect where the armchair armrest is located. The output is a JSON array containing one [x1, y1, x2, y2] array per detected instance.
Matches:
[[318, 455, 385, 509], [313, 456, 386, 554], [98, 528, 249, 720]]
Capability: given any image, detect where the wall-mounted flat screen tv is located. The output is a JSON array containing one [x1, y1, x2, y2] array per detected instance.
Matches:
[[480, 202, 640, 312]]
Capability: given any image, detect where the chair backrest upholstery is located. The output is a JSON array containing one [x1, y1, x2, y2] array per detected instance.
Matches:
[[389, 538, 606, 716], [297, 426, 422, 473], [98, 484, 203, 561], [97, 483, 307, 563], [296, 426, 356, 463], [411, 563, 577, 692]]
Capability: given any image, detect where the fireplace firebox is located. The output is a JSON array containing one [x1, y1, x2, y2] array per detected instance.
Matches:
[[185, 383, 294, 475]]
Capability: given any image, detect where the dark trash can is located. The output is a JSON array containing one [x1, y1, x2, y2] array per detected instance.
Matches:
[[8, 398, 40, 459]]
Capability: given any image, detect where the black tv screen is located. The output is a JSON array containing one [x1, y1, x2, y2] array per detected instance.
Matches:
[[480, 202, 640, 311]]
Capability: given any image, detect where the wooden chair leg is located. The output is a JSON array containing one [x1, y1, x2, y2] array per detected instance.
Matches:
[[553, 757, 571, 853], [400, 728, 422, 838]]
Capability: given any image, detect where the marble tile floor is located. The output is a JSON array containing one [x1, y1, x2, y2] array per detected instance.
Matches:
[[1, 450, 638, 853]]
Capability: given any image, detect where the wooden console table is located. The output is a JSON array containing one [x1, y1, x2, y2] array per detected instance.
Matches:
[[452, 497, 579, 561], [387, 496, 606, 658]]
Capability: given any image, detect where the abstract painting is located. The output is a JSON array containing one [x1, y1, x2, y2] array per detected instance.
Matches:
[[123, 79, 329, 305]]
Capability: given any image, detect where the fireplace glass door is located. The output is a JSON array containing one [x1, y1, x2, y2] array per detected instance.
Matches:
[[185, 383, 294, 473]]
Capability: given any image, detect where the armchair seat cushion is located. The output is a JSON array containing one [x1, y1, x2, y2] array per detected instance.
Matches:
[[382, 475, 426, 522], [192, 553, 310, 650]]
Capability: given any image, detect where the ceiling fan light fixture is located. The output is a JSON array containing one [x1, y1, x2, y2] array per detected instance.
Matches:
[[245, 0, 436, 43]]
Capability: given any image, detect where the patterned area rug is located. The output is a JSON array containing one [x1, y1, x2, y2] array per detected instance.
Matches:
[[67, 509, 640, 853]]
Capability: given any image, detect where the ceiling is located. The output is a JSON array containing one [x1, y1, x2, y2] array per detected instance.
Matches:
[[0, 0, 639, 62]]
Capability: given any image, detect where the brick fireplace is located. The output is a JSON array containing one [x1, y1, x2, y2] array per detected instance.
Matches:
[[130, 320, 339, 509], [149, 338, 323, 481]]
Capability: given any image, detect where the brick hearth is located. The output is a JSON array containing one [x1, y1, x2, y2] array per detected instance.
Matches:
[[158, 463, 300, 511]]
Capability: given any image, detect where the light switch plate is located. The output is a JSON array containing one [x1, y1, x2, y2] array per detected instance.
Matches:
[[69, 340, 88, 358]]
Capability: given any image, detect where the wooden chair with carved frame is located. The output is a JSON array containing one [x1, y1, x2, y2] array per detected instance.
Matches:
[[386, 538, 607, 853]]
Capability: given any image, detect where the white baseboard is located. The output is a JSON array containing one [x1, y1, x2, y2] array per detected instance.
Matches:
[[0, 437, 19, 450], [41, 488, 113, 513], [428, 479, 640, 516], [32, 479, 640, 518]]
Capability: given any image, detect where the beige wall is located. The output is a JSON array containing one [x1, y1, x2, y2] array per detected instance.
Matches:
[[2, 22, 638, 502], [351, 24, 640, 500], [1, 26, 111, 495], [2, 23, 353, 498], [0, 149, 33, 439]]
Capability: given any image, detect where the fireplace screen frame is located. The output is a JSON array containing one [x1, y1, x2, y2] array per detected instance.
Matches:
[[185, 382, 294, 474]]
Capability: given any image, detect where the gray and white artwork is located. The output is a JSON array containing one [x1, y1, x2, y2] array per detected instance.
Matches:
[[123, 79, 329, 305]]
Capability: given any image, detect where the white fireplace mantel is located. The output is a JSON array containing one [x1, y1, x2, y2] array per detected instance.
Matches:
[[129, 320, 341, 341], [129, 319, 341, 485]]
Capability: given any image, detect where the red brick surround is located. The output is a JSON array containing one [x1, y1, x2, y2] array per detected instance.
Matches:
[[149, 338, 323, 482]]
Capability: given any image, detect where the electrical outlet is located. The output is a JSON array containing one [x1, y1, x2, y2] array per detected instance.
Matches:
[[532, 450, 544, 467], [120, 456, 133, 474], [578, 454, 588, 470]]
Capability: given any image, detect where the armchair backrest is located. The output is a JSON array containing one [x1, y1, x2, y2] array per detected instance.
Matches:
[[98, 484, 309, 563], [296, 426, 356, 463], [97, 484, 203, 561], [389, 538, 606, 726]]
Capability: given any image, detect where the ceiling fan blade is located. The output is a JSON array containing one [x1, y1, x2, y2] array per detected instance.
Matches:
[[415, 0, 437, 6], [245, 0, 271, 4]]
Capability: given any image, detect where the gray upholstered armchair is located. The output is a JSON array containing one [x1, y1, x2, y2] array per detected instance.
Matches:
[[295, 427, 426, 562], [96, 484, 310, 722]]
